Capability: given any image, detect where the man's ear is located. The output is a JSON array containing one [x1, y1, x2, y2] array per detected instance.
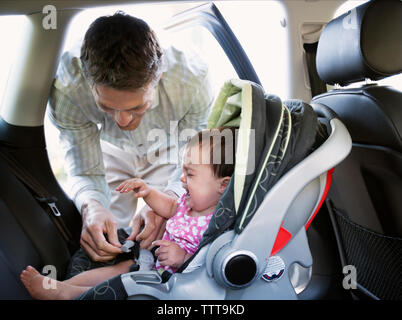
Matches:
[[219, 177, 231, 194]]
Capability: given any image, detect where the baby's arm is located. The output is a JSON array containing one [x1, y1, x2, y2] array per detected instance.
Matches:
[[116, 178, 177, 219]]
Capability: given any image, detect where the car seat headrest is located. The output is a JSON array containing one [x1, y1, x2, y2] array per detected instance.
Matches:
[[316, 0, 402, 86]]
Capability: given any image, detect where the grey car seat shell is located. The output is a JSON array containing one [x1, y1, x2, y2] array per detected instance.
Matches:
[[119, 80, 352, 300]]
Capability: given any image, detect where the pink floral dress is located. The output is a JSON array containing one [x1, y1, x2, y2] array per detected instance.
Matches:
[[155, 194, 214, 273]]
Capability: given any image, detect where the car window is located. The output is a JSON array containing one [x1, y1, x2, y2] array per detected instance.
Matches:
[[60, 1, 286, 98], [44, 1, 287, 194], [216, 1, 287, 98], [0, 15, 26, 112]]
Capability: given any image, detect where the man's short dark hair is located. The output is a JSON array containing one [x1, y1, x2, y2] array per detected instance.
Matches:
[[81, 11, 163, 90]]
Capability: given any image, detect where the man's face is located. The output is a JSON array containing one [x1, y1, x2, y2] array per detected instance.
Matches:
[[92, 83, 156, 131]]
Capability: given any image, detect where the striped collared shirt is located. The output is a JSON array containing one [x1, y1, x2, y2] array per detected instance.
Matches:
[[48, 45, 214, 213]]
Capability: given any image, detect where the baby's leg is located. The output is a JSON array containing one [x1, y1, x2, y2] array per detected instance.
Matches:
[[65, 259, 134, 287], [20, 260, 134, 300], [20, 266, 90, 300]]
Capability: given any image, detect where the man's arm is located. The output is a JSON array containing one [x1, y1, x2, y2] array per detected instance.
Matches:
[[48, 55, 121, 260], [48, 85, 110, 210]]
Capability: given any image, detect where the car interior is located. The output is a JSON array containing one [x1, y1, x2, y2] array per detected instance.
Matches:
[[0, 0, 400, 300]]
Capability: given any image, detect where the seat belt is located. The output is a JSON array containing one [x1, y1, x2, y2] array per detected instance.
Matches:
[[304, 42, 327, 97], [0, 148, 74, 248]]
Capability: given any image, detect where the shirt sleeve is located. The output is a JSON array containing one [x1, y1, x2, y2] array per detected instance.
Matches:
[[47, 60, 110, 213], [164, 66, 215, 197]]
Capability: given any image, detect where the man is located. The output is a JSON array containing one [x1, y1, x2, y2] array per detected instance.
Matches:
[[48, 12, 213, 262]]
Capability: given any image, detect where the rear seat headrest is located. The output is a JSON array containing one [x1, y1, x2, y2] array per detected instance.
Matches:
[[316, 0, 402, 86]]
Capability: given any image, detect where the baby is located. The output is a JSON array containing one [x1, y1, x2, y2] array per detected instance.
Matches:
[[20, 126, 237, 300]]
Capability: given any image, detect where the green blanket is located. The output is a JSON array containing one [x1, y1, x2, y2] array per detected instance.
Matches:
[[207, 79, 246, 129]]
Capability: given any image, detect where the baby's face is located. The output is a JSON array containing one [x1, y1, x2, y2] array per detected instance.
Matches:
[[180, 145, 223, 213]]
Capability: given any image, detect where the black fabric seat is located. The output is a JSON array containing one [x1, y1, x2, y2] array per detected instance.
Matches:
[[0, 120, 82, 299], [311, 0, 402, 300]]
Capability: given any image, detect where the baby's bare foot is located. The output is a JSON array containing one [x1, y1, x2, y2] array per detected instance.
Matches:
[[20, 266, 64, 300]]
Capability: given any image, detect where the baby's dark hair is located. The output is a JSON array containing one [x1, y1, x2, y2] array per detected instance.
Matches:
[[186, 126, 237, 178]]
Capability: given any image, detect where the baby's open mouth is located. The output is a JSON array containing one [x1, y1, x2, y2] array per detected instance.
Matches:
[[185, 193, 193, 210], [182, 186, 193, 209]]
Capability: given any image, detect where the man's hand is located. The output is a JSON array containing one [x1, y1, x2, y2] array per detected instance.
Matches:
[[80, 199, 122, 262], [127, 205, 166, 249], [153, 240, 190, 269]]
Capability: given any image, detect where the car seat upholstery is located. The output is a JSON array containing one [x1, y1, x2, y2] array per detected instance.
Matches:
[[312, 0, 402, 300], [0, 119, 82, 299]]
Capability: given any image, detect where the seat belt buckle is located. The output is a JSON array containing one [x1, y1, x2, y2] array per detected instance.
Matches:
[[48, 202, 61, 217], [36, 196, 61, 217]]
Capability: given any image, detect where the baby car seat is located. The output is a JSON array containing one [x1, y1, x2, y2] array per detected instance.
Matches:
[[111, 79, 352, 300]]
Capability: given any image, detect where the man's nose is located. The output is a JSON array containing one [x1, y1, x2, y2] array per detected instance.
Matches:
[[114, 110, 132, 126]]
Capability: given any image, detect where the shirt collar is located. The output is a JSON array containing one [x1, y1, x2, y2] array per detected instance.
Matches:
[[150, 50, 168, 110], [151, 85, 159, 110]]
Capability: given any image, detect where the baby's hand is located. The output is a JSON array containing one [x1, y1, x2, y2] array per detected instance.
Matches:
[[116, 178, 150, 198], [153, 240, 189, 269]]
